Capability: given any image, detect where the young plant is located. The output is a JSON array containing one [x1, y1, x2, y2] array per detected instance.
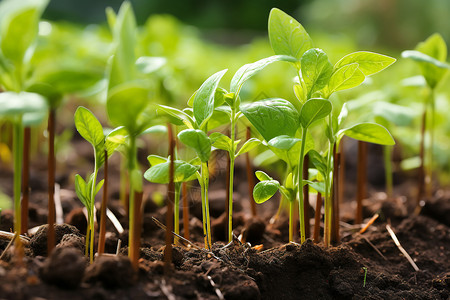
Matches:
[[105, 1, 165, 266], [74, 106, 125, 262], [0, 0, 49, 241], [402, 34, 449, 204], [245, 8, 396, 245]]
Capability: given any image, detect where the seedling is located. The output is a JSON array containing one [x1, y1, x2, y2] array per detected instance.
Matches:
[[402, 34, 449, 205], [74, 106, 125, 262], [362, 267, 368, 287], [244, 8, 396, 245]]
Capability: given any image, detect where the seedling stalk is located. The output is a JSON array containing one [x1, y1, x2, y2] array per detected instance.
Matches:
[[245, 127, 257, 217], [98, 149, 108, 255], [355, 141, 367, 224], [313, 192, 322, 243], [164, 124, 175, 273], [21, 127, 30, 234], [182, 182, 190, 239], [47, 109, 56, 255]]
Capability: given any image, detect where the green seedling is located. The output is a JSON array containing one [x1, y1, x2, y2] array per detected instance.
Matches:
[[0, 0, 49, 242], [363, 267, 368, 287], [105, 1, 165, 266], [244, 8, 396, 245], [74, 106, 125, 262], [402, 34, 449, 204]]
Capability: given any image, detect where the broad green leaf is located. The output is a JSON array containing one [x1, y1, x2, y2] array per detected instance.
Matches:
[[144, 160, 200, 184], [253, 180, 280, 204], [210, 132, 232, 153], [401, 50, 449, 88], [136, 56, 166, 74], [95, 179, 104, 195], [75, 174, 90, 210], [267, 135, 301, 168], [255, 170, 272, 181], [338, 123, 395, 146], [37, 68, 103, 96], [178, 129, 211, 162], [268, 8, 313, 60], [0, 92, 47, 117], [74, 106, 104, 147], [305, 180, 325, 194], [308, 150, 327, 177], [157, 105, 194, 128], [240, 98, 300, 141], [334, 51, 396, 76], [0, 0, 48, 65], [104, 126, 127, 158], [327, 63, 365, 96], [236, 138, 261, 156], [293, 83, 307, 104], [193, 69, 227, 129], [300, 48, 333, 97], [107, 83, 148, 133], [300, 98, 332, 129], [107, 1, 137, 89], [140, 124, 167, 135], [373, 102, 415, 127], [230, 55, 296, 94], [416, 33, 447, 62], [147, 154, 168, 166], [207, 107, 232, 131]]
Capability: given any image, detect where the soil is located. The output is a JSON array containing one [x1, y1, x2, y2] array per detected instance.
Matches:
[[0, 130, 449, 299]]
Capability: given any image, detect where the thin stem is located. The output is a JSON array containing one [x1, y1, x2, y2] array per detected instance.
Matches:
[[383, 145, 393, 198], [313, 192, 322, 243], [303, 155, 310, 239], [85, 220, 90, 257], [21, 126, 30, 234], [200, 162, 211, 249], [128, 136, 137, 266], [174, 183, 181, 245], [425, 89, 435, 199], [165, 124, 175, 274], [228, 110, 236, 243], [332, 144, 340, 244], [98, 150, 108, 255], [182, 182, 190, 240], [297, 128, 308, 244], [13, 119, 23, 234], [245, 127, 257, 217], [289, 200, 294, 242], [355, 141, 367, 225], [47, 109, 56, 256], [324, 119, 334, 247]]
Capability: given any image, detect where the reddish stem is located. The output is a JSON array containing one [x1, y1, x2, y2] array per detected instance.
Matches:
[[164, 123, 175, 274], [303, 155, 310, 239], [313, 192, 322, 243], [416, 110, 426, 211], [332, 144, 340, 244], [21, 127, 30, 235], [245, 127, 257, 217], [355, 141, 367, 225], [47, 109, 56, 255], [98, 150, 108, 255], [132, 190, 142, 269]]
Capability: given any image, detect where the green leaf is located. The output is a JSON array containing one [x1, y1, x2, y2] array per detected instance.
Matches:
[[267, 135, 301, 168], [253, 180, 280, 204], [240, 98, 300, 141], [107, 82, 148, 133], [293, 83, 307, 104], [230, 55, 296, 94], [300, 48, 333, 97], [236, 138, 261, 156], [95, 179, 104, 195], [210, 132, 232, 152], [268, 8, 313, 60], [334, 51, 396, 76], [373, 102, 415, 127], [401, 50, 449, 69], [74, 106, 104, 147], [0, 92, 47, 117], [255, 170, 272, 181], [0, 0, 48, 65], [136, 56, 166, 74], [140, 124, 167, 135], [75, 174, 90, 210], [338, 123, 395, 146], [144, 160, 200, 184], [104, 126, 128, 158], [300, 98, 332, 129], [305, 180, 325, 194], [308, 150, 327, 177], [107, 1, 137, 89], [327, 63, 365, 96], [157, 105, 195, 129], [147, 154, 168, 166], [178, 129, 211, 162], [416, 33, 447, 62], [193, 69, 227, 129]]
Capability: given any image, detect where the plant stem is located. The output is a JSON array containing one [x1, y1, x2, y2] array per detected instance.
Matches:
[[128, 136, 137, 267], [227, 110, 236, 243], [165, 124, 175, 274], [174, 183, 181, 245], [182, 182, 190, 240], [289, 199, 294, 242], [98, 150, 108, 255], [425, 89, 435, 199], [355, 141, 367, 225], [245, 127, 257, 217], [13, 119, 23, 234], [297, 128, 308, 244], [383, 145, 393, 198], [47, 109, 56, 256], [21, 127, 30, 234], [200, 162, 211, 249], [303, 155, 310, 239], [324, 119, 334, 247], [332, 144, 340, 244], [313, 192, 322, 243]]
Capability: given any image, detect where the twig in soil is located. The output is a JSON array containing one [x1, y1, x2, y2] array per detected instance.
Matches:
[[116, 239, 122, 255], [360, 235, 387, 261], [160, 279, 176, 300], [152, 217, 204, 252], [106, 208, 124, 234], [359, 213, 379, 234], [207, 275, 225, 300], [386, 224, 419, 271], [0, 232, 17, 261], [0, 230, 30, 246]]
